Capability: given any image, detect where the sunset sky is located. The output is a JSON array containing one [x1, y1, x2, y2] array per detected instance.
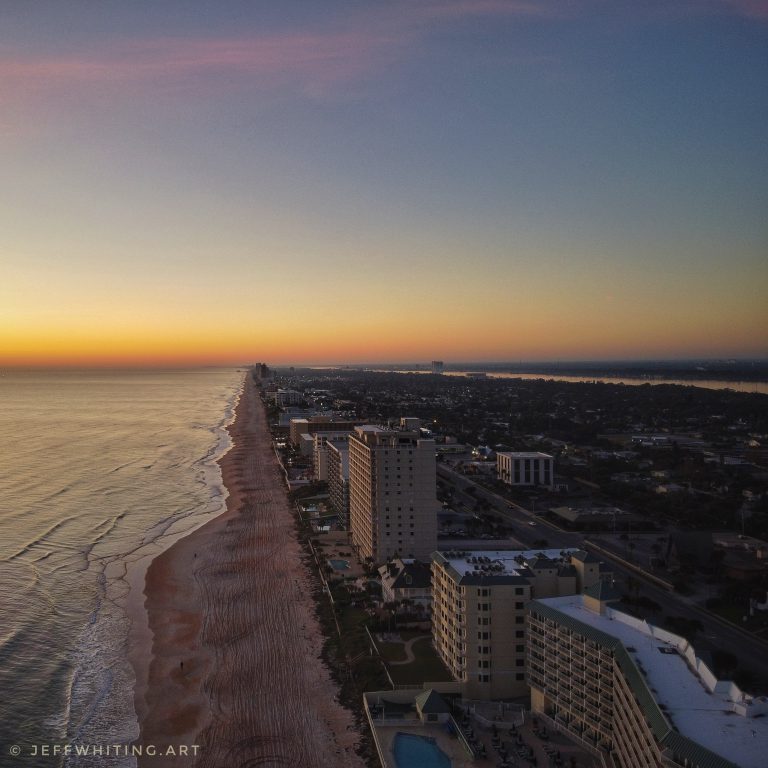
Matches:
[[1, 0, 766, 366]]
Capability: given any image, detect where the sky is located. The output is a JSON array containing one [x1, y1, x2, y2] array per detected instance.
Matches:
[[1, 0, 766, 366]]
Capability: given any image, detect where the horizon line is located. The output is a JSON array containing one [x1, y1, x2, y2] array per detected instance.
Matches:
[[4, 356, 767, 371]]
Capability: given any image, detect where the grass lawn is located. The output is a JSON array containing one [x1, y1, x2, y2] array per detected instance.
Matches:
[[388, 637, 454, 685], [378, 641, 408, 663], [712, 603, 749, 623], [709, 603, 768, 633], [338, 604, 369, 636]]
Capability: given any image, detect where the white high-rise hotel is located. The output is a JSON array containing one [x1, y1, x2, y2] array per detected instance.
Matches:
[[348, 425, 438, 563]]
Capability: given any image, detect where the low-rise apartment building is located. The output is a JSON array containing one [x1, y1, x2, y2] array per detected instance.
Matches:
[[497, 451, 554, 490], [527, 589, 768, 768], [431, 548, 599, 699], [274, 388, 303, 407]]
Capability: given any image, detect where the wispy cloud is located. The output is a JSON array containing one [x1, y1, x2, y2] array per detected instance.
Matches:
[[723, 0, 768, 20], [0, 0, 560, 110], [0, 31, 396, 100], [640, 0, 768, 21], [398, 0, 561, 22], [1, 0, 761, 127]]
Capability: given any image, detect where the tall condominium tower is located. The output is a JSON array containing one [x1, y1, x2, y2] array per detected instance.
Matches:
[[348, 425, 438, 563]]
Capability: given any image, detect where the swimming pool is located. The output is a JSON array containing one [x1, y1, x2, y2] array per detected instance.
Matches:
[[329, 558, 350, 570], [392, 732, 451, 768]]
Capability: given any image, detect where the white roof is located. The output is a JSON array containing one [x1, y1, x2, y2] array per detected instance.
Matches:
[[539, 595, 768, 768]]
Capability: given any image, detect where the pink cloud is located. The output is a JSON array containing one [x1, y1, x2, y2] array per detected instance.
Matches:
[[648, 0, 768, 21], [0, 1, 561, 106], [404, 0, 560, 21], [723, 0, 768, 19], [0, 31, 396, 98]]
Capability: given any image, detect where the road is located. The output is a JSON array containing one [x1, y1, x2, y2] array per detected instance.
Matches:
[[437, 463, 768, 689]]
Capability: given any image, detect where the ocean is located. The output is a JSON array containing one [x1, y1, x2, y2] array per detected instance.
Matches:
[[0, 368, 243, 767]]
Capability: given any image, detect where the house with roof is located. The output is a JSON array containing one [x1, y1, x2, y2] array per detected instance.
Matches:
[[378, 558, 432, 608], [414, 689, 451, 724]]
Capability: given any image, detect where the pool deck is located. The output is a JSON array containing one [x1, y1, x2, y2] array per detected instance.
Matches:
[[466, 709, 600, 768], [366, 689, 599, 768], [375, 722, 475, 768]]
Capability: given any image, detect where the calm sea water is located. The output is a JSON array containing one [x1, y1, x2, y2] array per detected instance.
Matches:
[[0, 369, 243, 767]]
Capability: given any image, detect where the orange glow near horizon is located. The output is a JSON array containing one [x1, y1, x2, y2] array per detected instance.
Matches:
[[4, 201, 765, 368], [1, 3, 767, 369], [3, 295, 766, 367]]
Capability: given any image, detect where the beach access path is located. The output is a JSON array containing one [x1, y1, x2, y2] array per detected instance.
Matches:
[[134, 373, 364, 767]]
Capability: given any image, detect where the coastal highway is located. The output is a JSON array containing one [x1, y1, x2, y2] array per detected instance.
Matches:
[[437, 464, 575, 548], [437, 463, 768, 689]]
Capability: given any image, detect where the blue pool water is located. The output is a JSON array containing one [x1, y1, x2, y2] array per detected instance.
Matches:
[[393, 732, 451, 768], [329, 558, 350, 570]]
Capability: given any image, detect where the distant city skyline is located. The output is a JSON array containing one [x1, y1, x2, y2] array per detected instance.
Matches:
[[2, 1, 766, 366]]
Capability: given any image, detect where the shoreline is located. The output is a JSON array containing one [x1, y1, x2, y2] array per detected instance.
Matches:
[[126, 377, 242, 733], [132, 373, 364, 767]]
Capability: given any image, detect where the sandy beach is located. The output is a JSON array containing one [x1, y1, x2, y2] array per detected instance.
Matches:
[[133, 373, 364, 767]]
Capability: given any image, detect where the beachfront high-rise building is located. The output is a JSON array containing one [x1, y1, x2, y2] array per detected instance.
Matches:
[[497, 451, 554, 490], [527, 589, 768, 768], [312, 431, 350, 482], [327, 443, 350, 527], [431, 548, 599, 699], [289, 417, 363, 447], [431, 360, 444, 374], [348, 425, 438, 563]]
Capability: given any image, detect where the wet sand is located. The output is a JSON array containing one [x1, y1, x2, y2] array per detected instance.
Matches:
[[134, 374, 363, 767]]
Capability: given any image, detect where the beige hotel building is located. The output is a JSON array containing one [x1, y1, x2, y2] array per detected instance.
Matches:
[[527, 588, 767, 768], [431, 548, 601, 699], [348, 425, 438, 563]]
